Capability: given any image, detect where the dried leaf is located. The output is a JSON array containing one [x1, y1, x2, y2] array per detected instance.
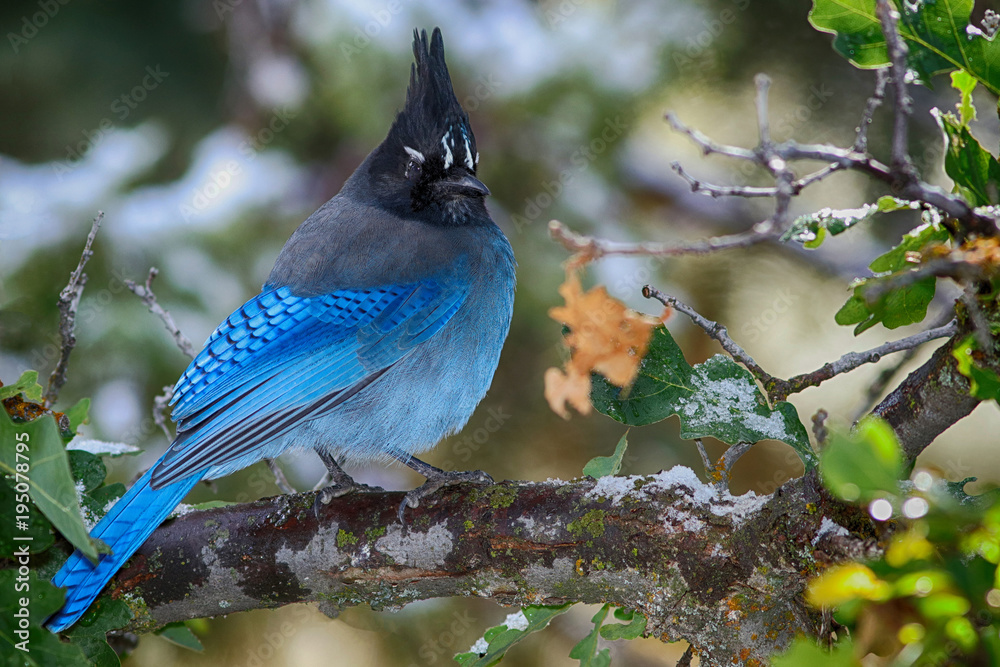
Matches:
[[545, 268, 657, 419]]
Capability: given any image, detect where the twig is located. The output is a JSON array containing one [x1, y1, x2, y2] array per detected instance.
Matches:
[[672, 161, 843, 201], [875, 0, 914, 175], [773, 319, 958, 401], [665, 112, 757, 161], [152, 386, 174, 442], [642, 284, 957, 403], [267, 459, 295, 494], [124, 268, 197, 359], [853, 68, 889, 153], [695, 439, 712, 473], [670, 161, 778, 198], [641, 286, 781, 391], [548, 220, 774, 263], [45, 212, 104, 407], [667, 109, 997, 237], [754, 73, 772, 147]]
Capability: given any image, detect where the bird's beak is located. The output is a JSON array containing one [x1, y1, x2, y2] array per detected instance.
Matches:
[[436, 172, 491, 197]]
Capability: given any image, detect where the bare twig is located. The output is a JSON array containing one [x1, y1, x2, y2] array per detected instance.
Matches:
[[875, 0, 914, 175], [124, 268, 197, 359], [670, 161, 778, 198], [548, 220, 774, 262], [667, 104, 997, 238], [773, 319, 958, 401], [853, 68, 890, 153], [665, 111, 757, 161], [850, 347, 921, 423], [641, 286, 781, 391], [754, 73, 772, 147], [695, 438, 712, 473], [642, 284, 957, 403], [45, 212, 104, 407], [152, 386, 174, 442], [267, 459, 295, 494]]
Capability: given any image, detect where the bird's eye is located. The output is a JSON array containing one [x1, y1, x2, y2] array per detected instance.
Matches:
[[406, 159, 422, 179]]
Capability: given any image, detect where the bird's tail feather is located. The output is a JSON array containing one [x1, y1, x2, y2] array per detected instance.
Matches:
[[45, 456, 203, 632]]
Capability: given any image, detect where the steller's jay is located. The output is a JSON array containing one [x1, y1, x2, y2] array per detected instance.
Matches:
[[46, 27, 515, 633]]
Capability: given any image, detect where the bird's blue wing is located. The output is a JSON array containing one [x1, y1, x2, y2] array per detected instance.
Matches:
[[152, 276, 467, 487]]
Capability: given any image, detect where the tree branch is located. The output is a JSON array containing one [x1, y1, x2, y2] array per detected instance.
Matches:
[[124, 268, 197, 359], [872, 329, 984, 463], [547, 220, 774, 263], [107, 470, 866, 666], [641, 286, 781, 391], [641, 285, 956, 403], [44, 212, 104, 407]]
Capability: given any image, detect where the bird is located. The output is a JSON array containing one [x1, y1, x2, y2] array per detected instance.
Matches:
[[46, 27, 515, 633]]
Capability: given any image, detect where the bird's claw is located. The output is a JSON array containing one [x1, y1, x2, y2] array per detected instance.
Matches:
[[397, 469, 493, 523]]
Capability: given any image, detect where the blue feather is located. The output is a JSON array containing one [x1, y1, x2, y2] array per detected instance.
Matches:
[[45, 457, 202, 632]]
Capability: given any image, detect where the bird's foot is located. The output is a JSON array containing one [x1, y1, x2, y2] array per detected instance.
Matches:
[[397, 468, 493, 523], [313, 452, 382, 515]]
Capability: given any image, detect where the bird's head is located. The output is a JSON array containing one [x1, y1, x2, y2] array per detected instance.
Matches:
[[361, 28, 490, 225]]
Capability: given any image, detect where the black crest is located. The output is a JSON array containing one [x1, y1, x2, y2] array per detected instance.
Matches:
[[385, 28, 478, 174]]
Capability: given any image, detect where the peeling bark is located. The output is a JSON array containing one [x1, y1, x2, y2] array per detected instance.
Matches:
[[107, 468, 869, 666]]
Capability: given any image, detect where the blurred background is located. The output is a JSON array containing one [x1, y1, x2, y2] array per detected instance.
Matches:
[[3, 0, 1000, 664]]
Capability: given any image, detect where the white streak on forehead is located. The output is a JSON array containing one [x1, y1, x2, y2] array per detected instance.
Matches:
[[404, 146, 425, 163], [462, 135, 474, 170], [441, 130, 454, 169]]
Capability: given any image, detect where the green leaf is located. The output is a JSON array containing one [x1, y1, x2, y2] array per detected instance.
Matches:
[[64, 398, 90, 434], [953, 335, 1000, 403], [583, 433, 629, 479], [772, 635, 858, 667], [599, 608, 647, 641], [834, 221, 950, 335], [591, 327, 815, 467], [569, 604, 612, 667], [820, 416, 904, 502], [156, 622, 205, 652], [65, 598, 132, 666], [934, 109, 1000, 207], [454, 604, 573, 666], [951, 70, 978, 127], [0, 408, 100, 562], [0, 570, 89, 666], [68, 451, 107, 494], [0, 371, 44, 402], [808, 0, 1000, 95]]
